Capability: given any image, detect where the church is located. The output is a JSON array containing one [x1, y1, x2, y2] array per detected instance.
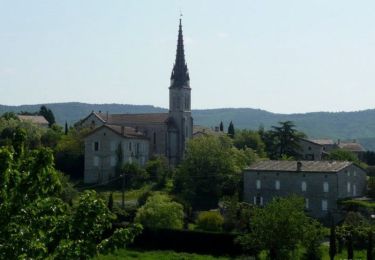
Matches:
[[81, 19, 193, 184]]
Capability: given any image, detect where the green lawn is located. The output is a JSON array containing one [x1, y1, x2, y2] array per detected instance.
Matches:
[[94, 249, 230, 260]]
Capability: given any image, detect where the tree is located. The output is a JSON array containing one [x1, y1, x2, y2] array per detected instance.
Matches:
[[327, 149, 362, 165], [367, 177, 375, 198], [196, 211, 224, 232], [329, 221, 337, 260], [227, 121, 235, 138], [368, 230, 373, 260], [174, 135, 255, 209], [0, 147, 142, 259], [135, 194, 184, 229], [237, 196, 323, 260], [65, 121, 69, 135], [219, 121, 224, 132], [39, 105, 55, 127], [270, 121, 304, 159], [234, 129, 266, 157], [145, 155, 170, 188]]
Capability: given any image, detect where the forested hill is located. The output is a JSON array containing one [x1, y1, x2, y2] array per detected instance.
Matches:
[[2, 102, 375, 149]]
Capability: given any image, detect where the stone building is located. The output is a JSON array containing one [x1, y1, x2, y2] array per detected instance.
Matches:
[[82, 19, 193, 183], [84, 125, 149, 183], [243, 160, 367, 220]]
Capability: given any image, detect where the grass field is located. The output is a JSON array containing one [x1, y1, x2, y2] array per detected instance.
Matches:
[[94, 249, 231, 260]]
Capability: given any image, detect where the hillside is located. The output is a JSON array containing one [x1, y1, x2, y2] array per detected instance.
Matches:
[[2, 102, 375, 150]]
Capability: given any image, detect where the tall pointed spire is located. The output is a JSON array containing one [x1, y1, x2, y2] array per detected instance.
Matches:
[[170, 18, 190, 88]]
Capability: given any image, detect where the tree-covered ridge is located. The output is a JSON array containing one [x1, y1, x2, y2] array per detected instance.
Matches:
[[2, 103, 375, 149]]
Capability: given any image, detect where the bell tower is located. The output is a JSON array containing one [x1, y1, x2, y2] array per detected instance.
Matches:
[[168, 18, 193, 164]]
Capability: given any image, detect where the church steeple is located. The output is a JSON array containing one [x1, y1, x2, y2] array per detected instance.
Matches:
[[170, 18, 190, 88]]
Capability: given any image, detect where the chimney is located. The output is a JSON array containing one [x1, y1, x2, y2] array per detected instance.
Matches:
[[297, 161, 302, 171], [121, 126, 125, 135]]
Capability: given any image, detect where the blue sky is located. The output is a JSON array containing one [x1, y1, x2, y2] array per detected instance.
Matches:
[[0, 0, 374, 113]]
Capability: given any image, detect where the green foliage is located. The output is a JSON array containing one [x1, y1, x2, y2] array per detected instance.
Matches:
[[0, 147, 142, 259], [221, 195, 254, 232], [54, 127, 89, 179], [122, 162, 149, 189], [174, 135, 256, 209], [233, 129, 266, 157], [94, 248, 230, 260], [219, 121, 224, 132], [328, 149, 359, 162], [145, 155, 169, 188], [237, 196, 323, 260], [196, 211, 224, 232], [269, 121, 305, 159], [41, 124, 63, 148], [227, 121, 235, 138], [39, 105, 56, 127], [329, 222, 337, 260], [135, 194, 184, 230]]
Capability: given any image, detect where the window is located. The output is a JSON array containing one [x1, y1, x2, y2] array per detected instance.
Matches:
[[347, 182, 351, 193], [353, 184, 357, 196], [254, 196, 263, 206], [94, 141, 99, 151], [305, 198, 309, 209], [301, 181, 307, 192], [323, 182, 329, 193], [322, 200, 328, 211], [129, 142, 132, 151], [275, 180, 280, 190], [256, 180, 261, 190], [354, 171, 357, 177], [308, 146, 311, 151], [136, 143, 140, 154], [153, 132, 157, 145], [347, 171, 350, 177], [93, 156, 99, 167], [110, 156, 116, 167]]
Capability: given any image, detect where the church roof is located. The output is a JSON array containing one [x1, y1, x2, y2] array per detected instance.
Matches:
[[85, 124, 147, 139], [170, 18, 190, 88], [95, 112, 170, 125]]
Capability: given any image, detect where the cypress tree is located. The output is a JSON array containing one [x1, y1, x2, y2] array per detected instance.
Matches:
[[227, 121, 235, 138], [329, 220, 336, 260], [219, 121, 224, 132], [368, 230, 373, 260], [347, 234, 354, 260], [64, 121, 68, 135], [108, 192, 114, 211]]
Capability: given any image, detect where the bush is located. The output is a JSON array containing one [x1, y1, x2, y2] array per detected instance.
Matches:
[[135, 194, 184, 229], [196, 211, 224, 232]]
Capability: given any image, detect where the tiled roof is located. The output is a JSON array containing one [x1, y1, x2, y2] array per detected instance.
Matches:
[[310, 139, 335, 145], [246, 160, 352, 173], [193, 125, 224, 137], [17, 115, 49, 125], [95, 112, 169, 125], [86, 124, 147, 139], [338, 142, 365, 152]]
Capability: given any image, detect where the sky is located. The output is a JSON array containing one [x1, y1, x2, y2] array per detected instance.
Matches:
[[0, 0, 374, 113]]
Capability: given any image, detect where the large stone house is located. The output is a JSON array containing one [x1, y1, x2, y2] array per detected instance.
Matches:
[[243, 160, 367, 220], [82, 19, 193, 183], [84, 125, 149, 184]]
